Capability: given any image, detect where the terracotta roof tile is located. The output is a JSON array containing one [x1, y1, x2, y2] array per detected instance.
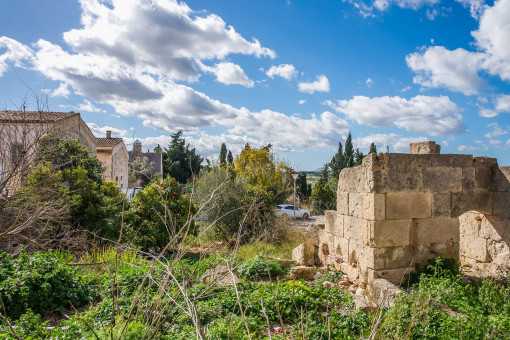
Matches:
[[96, 137, 124, 147], [0, 110, 79, 123]]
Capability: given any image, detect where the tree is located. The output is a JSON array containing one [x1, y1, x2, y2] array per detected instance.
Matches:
[[329, 142, 344, 180], [129, 154, 155, 187], [369, 142, 377, 154], [343, 132, 354, 168], [219, 143, 227, 166], [125, 176, 196, 249], [296, 171, 309, 199], [227, 150, 234, 166], [162, 131, 203, 184], [354, 148, 365, 166]]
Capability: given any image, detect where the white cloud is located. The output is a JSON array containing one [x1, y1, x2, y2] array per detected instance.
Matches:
[[484, 123, 508, 139], [50, 83, 71, 97], [201, 61, 254, 87], [406, 46, 485, 95], [365, 77, 374, 87], [458, 145, 480, 151], [298, 74, 330, 94], [266, 64, 297, 80], [61, 99, 105, 112], [401, 85, 412, 92], [489, 139, 502, 145], [298, 99, 306, 105], [0, 36, 33, 76], [87, 122, 127, 137], [479, 94, 510, 117], [354, 133, 428, 152], [325, 95, 465, 135]]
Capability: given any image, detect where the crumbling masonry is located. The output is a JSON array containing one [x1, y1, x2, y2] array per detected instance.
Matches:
[[319, 141, 510, 285]]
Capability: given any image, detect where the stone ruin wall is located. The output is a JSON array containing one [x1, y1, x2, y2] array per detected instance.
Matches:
[[319, 142, 510, 286]]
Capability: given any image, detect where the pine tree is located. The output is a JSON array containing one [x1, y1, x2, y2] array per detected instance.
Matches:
[[227, 150, 233, 166], [162, 130, 203, 183], [354, 148, 365, 166], [329, 142, 344, 179], [369, 142, 377, 154], [219, 143, 227, 166], [317, 163, 330, 187], [343, 132, 354, 168], [297, 171, 309, 198]]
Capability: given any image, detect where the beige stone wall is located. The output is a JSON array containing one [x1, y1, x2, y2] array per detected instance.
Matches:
[[97, 142, 129, 189], [319, 146, 510, 286]]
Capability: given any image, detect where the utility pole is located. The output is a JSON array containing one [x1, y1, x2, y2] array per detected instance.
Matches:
[[292, 173, 299, 217]]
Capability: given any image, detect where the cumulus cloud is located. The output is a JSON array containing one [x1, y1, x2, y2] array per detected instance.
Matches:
[[407, 0, 510, 95], [354, 133, 428, 152], [484, 122, 508, 139], [298, 99, 307, 105], [50, 83, 71, 98], [0, 36, 33, 76], [325, 95, 465, 135], [366, 77, 374, 87], [266, 64, 297, 80], [406, 46, 485, 95], [298, 75, 330, 94], [201, 61, 254, 87], [61, 99, 105, 112], [458, 145, 481, 151], [87, 122, 127, 137], [479, 94, 510, 117]]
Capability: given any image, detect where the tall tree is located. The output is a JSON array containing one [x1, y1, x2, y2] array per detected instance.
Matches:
[[227, 150, 234, 166], [329, 142, 344, 180], [162, 130, 203, 183], [317, 163, 330, 187], [296, 171, 309, 199], [219, 143, 227, 166], [343, 132, 354, 168], [369, 142, 377, 154], [354, 148, 365, 166]]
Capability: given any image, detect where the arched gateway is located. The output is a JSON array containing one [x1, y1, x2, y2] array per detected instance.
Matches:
[[319, 142, 510, 285]]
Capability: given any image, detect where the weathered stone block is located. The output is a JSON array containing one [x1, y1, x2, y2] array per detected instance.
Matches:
[[337, 192, 349, 215], [487, 240, 510, 265], [292, 242, 317, 266], [348, 193, 364, 218], [364, 193, 385, 221], [413, 154, 474, 168], [324, 210, 336, 232], [493, 192, 510, 218], [460, 234, 488, 262], [373, 246, 416, 270], [422, 167, 462, 193], [432, 193, 451, 218], [343, 215, 369, 246], [415, 218, 459, 245], [410, 141, 440, 154], [334, 237, 349, 263], [492, 167, 510, 192], [386, 192, 432, 219], [462, 167, 475, 191], [339, 167, 369, 193], [479, 215, 507, 241], [369, 219, 411, 247], [288, 266, 316, 280], [430, 242, 459, 259], [475, 167, 492, 190], [451, 191, 492, 217], [367, 267, 414, 285]]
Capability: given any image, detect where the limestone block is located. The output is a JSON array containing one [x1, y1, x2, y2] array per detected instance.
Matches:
[[373, 246, 416, 270], [475, 167, 492, 191], [324, 210, 336, 233], [343, 215, 369, 246], [334, 237, 349, 263], [288, 266, 316, 280], [412, 154, 474, 168], [492, 167, 510, 192], [346, 264, 360, 282], [273, 258, 297, 269], [422, 167, 462, 193], [372, 158, 422, 192], [493, 192, 510, 218], [487, 240, 510, 265], [364, 193, 385, 221], [292, 242, 317, 266], [432, 193, 451, 218], [370, 278, 404, 308], [339, 167, 369, 193], [409, 141, 441, 154], [337, 191, 349, 215], [415, 218, 460, 245], [460, 234, 488, 262], [348, 193, 364, 218], [462, 167, 475, 192], [369, 219, 412, 247], [367, 267, 414, 286], [458, 211, 481, 237], [201, 266, 240, 286], [430, 242, 459, 260], [334, 215, 344, 238], [451, 191, 492, 217], [479, 215, 507, 241], [386, 192, 432, 219]]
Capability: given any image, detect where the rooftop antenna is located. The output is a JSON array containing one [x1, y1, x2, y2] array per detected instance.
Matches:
[[386, 145, 389, 153]]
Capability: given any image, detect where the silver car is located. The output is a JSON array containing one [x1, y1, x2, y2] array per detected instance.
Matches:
[[275, 204, 310, 219]]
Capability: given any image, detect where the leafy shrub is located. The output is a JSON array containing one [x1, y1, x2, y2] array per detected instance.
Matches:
[[314, 270, 344, 285], [406, 257, 459, 287], [238, 257, 284, 280], [0, 250, 94, 318]]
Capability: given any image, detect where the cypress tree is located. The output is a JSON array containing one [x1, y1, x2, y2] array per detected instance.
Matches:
[[219, 143, 227, 166], [369, 142, 377, 154], [329, 142, 344, 179], [343, 132, 354, 168], [227, 150, 233, 166]]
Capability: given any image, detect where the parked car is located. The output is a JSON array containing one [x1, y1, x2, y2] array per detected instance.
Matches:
[[275, 204, 310, 219]]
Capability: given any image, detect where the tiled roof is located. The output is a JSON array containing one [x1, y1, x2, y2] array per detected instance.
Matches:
[[96, 137, 124, 147], [0, 110, 79, 123]]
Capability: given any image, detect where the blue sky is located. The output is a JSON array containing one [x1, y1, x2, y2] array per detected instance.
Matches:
[[0, 0, 509, 170]]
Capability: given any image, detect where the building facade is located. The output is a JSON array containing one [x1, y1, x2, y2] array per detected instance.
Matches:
[[95, 131, 129, 189]]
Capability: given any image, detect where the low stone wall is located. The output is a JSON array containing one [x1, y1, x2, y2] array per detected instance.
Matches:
[[319, 142, 510, 286]]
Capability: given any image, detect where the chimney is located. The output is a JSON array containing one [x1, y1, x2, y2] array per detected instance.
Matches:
[[106, 130, 112, 138]]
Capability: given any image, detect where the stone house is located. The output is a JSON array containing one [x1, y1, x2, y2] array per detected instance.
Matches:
[[319, 141, 510, 286], [127, 139, 163, 188], [95, 131, 129, 189], [0, 110, 96, 193]]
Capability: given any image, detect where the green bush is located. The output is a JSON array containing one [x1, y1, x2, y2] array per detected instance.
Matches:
[[0, 250, 94, 318], [238, 257, 284, 280]]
